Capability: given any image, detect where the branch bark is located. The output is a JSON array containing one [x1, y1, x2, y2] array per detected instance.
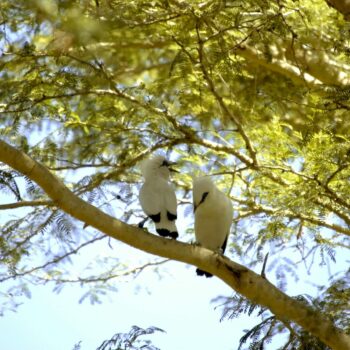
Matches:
[[232, 42, 350, 87], [0, 140, 349, 350], [232, 45, 323, 86], [0, 200, 52, 210], [325, 0, 350, 20]]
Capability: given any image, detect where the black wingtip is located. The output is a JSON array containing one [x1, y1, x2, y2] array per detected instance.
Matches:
[[167, 211, 177, 221], [149, 213, 161, 223], [221, 235, 228, 254], [196, 268, 213, 278], [156, 229, 179, 240]]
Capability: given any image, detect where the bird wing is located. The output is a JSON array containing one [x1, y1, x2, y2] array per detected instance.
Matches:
[[139, 183, 161, 216], [194, 188, 232, 251], [164, 183, 177, 218]]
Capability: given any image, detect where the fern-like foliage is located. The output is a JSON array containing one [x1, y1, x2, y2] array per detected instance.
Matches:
[[96, 326, 165, 350], [216, 294, 267, 322], [215, 285, 349, 350], [0, 170, 21, 200]]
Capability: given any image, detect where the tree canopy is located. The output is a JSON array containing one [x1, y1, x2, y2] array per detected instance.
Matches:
[[0, 1, 349, 349]]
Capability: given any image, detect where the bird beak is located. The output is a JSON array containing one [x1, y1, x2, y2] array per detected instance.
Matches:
[[169, 167, 179, 173], [168, 161, 179, 173]]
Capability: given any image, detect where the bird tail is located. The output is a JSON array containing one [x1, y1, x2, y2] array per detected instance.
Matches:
[[196, 268, 213, 278], [155, 220, 178, 239]]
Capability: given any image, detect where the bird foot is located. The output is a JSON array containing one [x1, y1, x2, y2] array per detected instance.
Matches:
[[216, 248, 225, 255], [138, 217, 149, 228], [196, 268, 213, 278], [169, 231, 179, 240]]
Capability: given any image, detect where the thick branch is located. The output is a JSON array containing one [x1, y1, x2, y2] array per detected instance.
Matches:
[[233, 42, 350, 87], [326, 0, 350, 20], [284, 39, 350, 86], [0, 140, 349, 350], [232, 45, 322, 86]]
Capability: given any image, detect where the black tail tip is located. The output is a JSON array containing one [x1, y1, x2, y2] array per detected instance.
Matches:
[[156, 229, 178, 240], [196, 268, 213, 278], [169, 231, 178, 239]]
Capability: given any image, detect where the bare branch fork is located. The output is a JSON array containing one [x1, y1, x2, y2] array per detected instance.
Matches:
[[0, 140, 349, 350], [0, 234, 107, 283], [32, 259, 171, 285]]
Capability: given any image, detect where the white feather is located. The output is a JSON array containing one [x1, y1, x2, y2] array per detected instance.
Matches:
[[139, 156, 178, 239], [193, 176, 233, 277]]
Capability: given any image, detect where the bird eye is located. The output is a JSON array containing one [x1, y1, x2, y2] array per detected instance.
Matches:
[[160, 160, 169, 167]]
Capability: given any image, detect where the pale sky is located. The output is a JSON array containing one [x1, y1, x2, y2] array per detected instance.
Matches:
[[1, 224, 344, 350], [0, 261, 253, 350]]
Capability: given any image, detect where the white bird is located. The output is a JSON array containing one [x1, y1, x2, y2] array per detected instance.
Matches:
[[139, 155, 178, 239], [193, 176, 233, 277]]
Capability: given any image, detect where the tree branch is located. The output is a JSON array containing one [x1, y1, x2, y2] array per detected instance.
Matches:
[[232, 196, 350, 237], [32, 259, 170, 285], [232, 45, 323, 86], [0, 234, 107, 282], [0, 200, 52, 210], [232, 41, 350, 87], [0, 140, 349, 350], [325, 0, 350, 20]]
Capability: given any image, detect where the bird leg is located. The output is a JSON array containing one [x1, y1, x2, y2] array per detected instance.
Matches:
[[138, 216, 149, 228], [216, 247, 225, 255]]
